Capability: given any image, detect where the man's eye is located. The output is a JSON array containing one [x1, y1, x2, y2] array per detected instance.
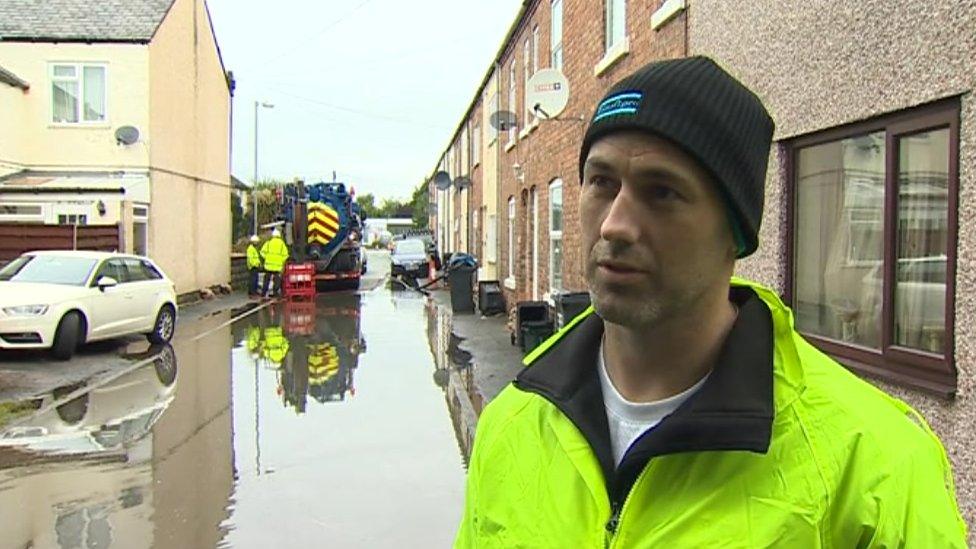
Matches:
[[648, 185, 680, 201], [589, 175, 614, 188]]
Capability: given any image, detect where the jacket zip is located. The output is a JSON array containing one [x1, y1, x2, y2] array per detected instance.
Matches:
[[605, 462, 655, 548]]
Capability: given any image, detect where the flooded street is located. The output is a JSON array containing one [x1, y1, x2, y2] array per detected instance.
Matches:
[[0, 265, 472, 548]]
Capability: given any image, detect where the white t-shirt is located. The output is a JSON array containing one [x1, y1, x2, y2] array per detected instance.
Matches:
[[598, 343, 710, 466]]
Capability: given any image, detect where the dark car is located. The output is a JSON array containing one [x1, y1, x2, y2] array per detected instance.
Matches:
[[390, 239, 429, 279]]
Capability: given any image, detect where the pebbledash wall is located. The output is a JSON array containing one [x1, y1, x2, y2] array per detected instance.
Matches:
[[691, 0, 976, 534]]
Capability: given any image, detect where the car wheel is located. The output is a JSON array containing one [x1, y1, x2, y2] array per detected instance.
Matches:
[[51, 312, 82, 361], [152, 345, 178, 386], [148, 305, 176, 344]]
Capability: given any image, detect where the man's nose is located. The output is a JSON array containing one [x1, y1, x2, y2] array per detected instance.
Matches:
[[599, 188, 640, 244]]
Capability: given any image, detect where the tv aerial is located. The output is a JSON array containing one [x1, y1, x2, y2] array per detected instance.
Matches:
[[526, 69, 583, 122], [454, 176, 472, 190]]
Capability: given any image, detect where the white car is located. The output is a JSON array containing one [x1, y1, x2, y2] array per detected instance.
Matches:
[[0, 250, 178, 360]]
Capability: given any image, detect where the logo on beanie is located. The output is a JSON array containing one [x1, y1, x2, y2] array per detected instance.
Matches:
[[593, 91, 643, 122]]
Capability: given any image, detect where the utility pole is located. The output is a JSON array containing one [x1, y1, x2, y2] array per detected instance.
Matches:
[[253, 101, 274, 236]]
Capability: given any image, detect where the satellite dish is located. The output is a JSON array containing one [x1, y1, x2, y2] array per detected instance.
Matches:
[[454, 176, 472, 190], [526, 69, 570, 119], [489, 110, 518, 131], [433, 171, 452, 191], [114, 125, 140, 146]]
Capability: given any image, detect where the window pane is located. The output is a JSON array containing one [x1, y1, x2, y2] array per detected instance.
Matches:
[[607, 0, 625, 48], [794, 131, 885, 348], [551, 237, 562, 290], [895, 128, 949, 354], [53, 81, 79, 123], [53, 65, 76, 78], [83, 66, 106, 121], [550, 185, 563, 232], [551, 0, 563, 51]]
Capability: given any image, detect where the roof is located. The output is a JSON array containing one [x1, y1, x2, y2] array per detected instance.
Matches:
[[0, 64, 28, 90], [230, 175, 249, 191], [0, 170, 150, 201], [0, 0, 176, 42]]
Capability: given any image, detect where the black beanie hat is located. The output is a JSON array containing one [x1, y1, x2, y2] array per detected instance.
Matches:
[[579, 56, 775, 258]]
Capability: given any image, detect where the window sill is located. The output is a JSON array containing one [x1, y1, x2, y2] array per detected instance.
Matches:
[[504, 277, 516, 290], [49, 122, 112, 130], [594, 38, 630, 77], [651, 0, 686, 30], [505, 140, 516, 153], [518, 118, 540, 140]]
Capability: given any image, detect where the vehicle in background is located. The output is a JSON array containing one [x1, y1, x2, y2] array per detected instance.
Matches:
[[0, 251, 178, 360], [276, 181, 364, 291], [390, 238, 430, 281]]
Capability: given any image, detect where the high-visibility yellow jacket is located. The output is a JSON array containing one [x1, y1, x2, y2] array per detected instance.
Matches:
[[247, 244, 262, 270], [262, 326, 289, 365], [260, 236, 289, 273], [456, 278, 967, 548]]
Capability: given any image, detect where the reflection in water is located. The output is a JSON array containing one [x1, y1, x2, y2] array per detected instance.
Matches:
[[222, 289, 465, 548], [0, 328, 235, 549], [425, 299, 482, 466], [242, 295, 366, 415]]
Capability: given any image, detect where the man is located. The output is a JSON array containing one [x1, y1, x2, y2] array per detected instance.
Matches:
[[455, 56, 966, 547], [246, 235, 263, 297], [260, 228, 289, 298]]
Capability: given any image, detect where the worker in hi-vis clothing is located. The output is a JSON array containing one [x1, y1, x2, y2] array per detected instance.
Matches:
[[260, 228, 289, 298]]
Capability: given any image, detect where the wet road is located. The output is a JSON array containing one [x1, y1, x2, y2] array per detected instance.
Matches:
[[0, 253, 474, 548]]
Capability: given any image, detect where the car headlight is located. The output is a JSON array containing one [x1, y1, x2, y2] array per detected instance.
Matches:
[[2, 304, 49, 317]]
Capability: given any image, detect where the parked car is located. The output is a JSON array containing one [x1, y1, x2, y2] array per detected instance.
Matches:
[[390, 238, 430, 280], [0, 251, 178, 360]]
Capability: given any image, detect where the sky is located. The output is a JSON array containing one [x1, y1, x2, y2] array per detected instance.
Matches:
[[206, 0, 523, 201]]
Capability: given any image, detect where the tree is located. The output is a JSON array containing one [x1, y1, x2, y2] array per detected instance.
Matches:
[[410, 181, 429, 229], [231, 192, 245, 242], [357, 193, 379, 218]]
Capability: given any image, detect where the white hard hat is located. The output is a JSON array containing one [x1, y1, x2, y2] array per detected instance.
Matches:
[[272, 229, 281, 237], [250, 235, 259, 243]]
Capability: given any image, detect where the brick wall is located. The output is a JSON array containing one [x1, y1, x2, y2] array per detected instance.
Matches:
[[491, 0, 688, 311]]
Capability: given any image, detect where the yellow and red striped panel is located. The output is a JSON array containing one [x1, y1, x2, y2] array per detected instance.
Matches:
[[307, 202, 340, 245]]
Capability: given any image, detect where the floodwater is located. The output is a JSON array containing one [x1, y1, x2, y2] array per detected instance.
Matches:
[[0, 283, 472, 548]]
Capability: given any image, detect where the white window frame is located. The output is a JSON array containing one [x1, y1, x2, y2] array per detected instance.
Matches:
[[507, 197, 516, 283], [532, 187, 539, 300], [549, 179, 563, 293], [133, 203, 150, 256], [50, 62, 108, 125], [523, 39, 532, 124], [551, 0, 564, 71], [532, 25, 540, 74], [605, 0, 627, 51], [508, 63, 518, 143]]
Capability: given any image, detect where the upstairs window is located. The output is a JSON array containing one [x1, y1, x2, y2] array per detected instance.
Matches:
[[52, 64, 106, 124]]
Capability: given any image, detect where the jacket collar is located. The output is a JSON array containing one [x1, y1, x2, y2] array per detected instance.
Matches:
[[515, 285, 776, 484]]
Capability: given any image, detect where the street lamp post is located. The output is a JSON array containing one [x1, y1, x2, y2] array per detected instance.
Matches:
[[253, 100, 275, 236]]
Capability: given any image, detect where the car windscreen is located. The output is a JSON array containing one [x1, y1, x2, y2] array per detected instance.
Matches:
[[394, 240, 426, 255], [0, 255, 98, 286]]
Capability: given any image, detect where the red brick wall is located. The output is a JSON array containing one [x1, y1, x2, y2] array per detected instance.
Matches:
[[490, 0, 687, 311]]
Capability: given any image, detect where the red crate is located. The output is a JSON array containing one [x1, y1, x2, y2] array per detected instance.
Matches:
[[283, 262, 316, 299]]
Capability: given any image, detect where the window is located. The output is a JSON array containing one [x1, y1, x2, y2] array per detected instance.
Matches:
[[133, 204, 149, 256], [549, 180, 564, 292], [523, 39, 532, 122], [57, 214, 88, 226], [51, 64, 106, 124], [551, 0, 564, 71], [472, 124, 481, 166], [789, 100, 958, 393], [92, 259, 128, 285], [605, 0, 626, 51], [507, 197, 516, 279], [532, 26, 540, 74], [508, 63, 517, 142], [0, 204, 43, 220]]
